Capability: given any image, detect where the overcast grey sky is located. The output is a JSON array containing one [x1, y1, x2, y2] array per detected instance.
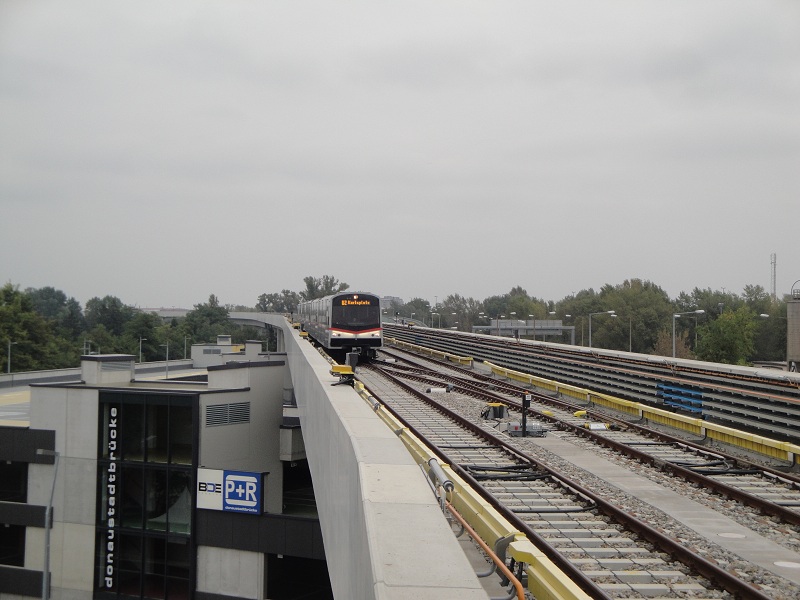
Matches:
[[2, 1, 798, 309]]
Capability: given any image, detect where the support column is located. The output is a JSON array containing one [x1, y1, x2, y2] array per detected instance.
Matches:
[[787, 286, 800, 371]]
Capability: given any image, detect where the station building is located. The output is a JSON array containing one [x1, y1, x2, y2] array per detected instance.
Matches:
[[0, 351, 328, 600]]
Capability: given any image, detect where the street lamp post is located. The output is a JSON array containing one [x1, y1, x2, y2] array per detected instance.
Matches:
[[432, 313, 441, 328], [672, 310, 705, 358], [139, 338, 147, 364], [588, 311, 615, 348], [36, 448, 60, 600], [160, 343, 169, 379], [184, 336, 190, 359], [561, 314, 571, 344], [629, 316, 633, 352], [7, 340, 17, 373]]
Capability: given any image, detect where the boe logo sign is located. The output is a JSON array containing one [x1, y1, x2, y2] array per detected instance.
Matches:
[[197, 468, 264, 514]]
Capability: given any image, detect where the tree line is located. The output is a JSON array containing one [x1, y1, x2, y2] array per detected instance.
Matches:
[[391, 280, 788, 366], [256, 275, 788, 366], [0, 284, 270, 372], [1, 275, 790, 372]]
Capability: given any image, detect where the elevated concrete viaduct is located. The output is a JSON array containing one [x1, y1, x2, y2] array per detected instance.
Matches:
[[228, 313, 487, 599]]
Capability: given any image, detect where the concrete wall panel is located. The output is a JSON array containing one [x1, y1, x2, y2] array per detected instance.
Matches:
[[196, 546, 264, 600], [52, 523, 94, 593], [64, 388, 99, 459], [200, 362, 286, 514], [61, 458, 97, 526]]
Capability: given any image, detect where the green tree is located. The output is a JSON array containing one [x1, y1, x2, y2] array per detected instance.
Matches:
[[755, 299, 787, 361], [85, 296, 134, 336], [480, 287, 547, 332], [1, 283, 61, 370], [387, 298, 405, 322], [86, 324, 119, 355], [299, 275, 349, 301], [695, 306, 758, 364], [681, 288, 743, 321], [403, 297, 431, 324], [256, 290, 300, 313], [122, 311, 164, 361], [59, 298, 86, 339], [26, 286, 69, 319], [506, 287, 547, 330], [25, 286, 86, 344], [153, 321, 190, 361], [439, 294, 468, 329], [592, 280, 673, 353], [482, 294, 508, 319], [742, 284, 771, 315], [183, 294, 230, 343]]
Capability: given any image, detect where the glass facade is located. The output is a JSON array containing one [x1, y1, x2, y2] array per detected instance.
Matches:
[[95, 392, 196, 600], [0, 462, 27, 566]]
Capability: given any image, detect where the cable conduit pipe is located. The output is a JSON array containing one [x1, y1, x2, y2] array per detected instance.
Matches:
[[445, 501, 525, 600]]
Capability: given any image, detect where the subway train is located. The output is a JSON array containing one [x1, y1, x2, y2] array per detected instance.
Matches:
[[296, 292, 383, 360]]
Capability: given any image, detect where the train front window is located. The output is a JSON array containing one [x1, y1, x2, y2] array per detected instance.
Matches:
[[332, 305, 380, 330]]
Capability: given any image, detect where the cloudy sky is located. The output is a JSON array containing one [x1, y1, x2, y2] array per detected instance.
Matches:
[[2, 1, 798, 309]]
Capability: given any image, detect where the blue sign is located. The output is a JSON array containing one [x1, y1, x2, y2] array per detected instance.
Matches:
[[222, 470, 262, 514], [197, 468, 264, 514]]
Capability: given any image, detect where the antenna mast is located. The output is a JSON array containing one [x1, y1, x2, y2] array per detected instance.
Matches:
[[771, 253, 777, 301]]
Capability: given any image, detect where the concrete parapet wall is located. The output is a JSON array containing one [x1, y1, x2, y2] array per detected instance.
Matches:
[[254, 315, 487, 599]]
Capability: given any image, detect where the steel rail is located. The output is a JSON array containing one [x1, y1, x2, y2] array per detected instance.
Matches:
[[363, 363, 775, 600], [389, 325, 800, 396], [381, 348, 800, 525], [361, 366, 613, 600], [387, 326, 800, 409]]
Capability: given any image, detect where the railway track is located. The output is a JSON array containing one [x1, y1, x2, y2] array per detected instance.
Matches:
[[378, 348, 800, 527], [356, 349, 800, 600], [385, 325, 800, 444]]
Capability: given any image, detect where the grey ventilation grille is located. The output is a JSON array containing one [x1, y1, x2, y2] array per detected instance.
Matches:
[[206, 402, 251, 427], [101, 361, 131, 372]]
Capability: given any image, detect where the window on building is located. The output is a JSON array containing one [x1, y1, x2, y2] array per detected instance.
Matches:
[[0, 462, 27, 568], [0, 462, 26, 502], [0, 524, 25, 567], [96, 392, 196, 600]]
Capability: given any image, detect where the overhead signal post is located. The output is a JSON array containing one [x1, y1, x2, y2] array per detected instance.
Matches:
[[522, 393, 531, 437]]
